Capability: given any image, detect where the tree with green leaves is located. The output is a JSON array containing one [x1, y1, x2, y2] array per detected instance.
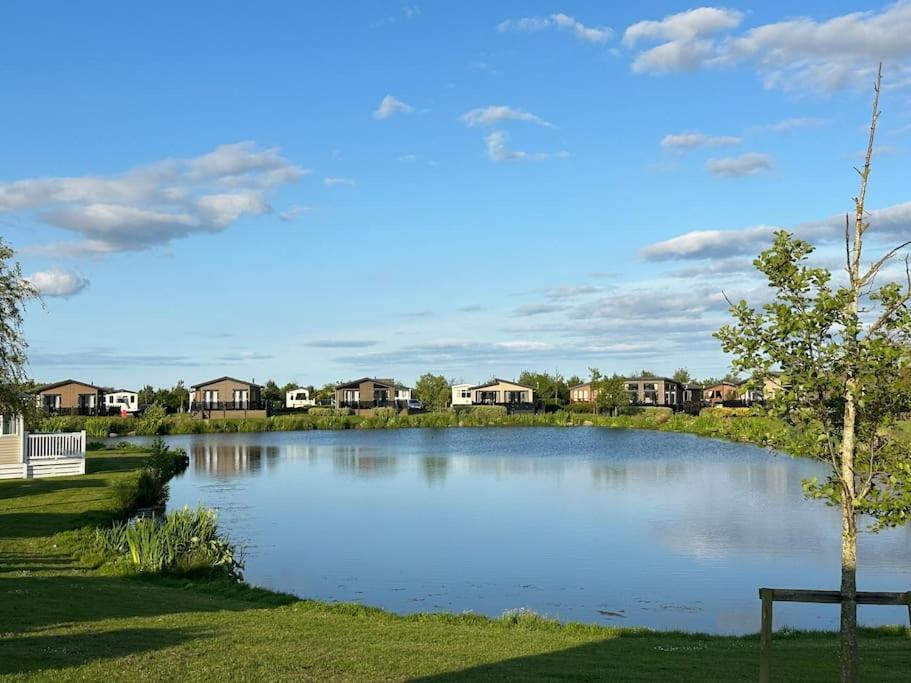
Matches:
[[0, 239, 38, 415], [716, 66, 910, 683], [672, 368, 692, 384], [517, 370, 568, 408], [413, 373, 450, 411], [262, 380, 282, 405], [589, 368, 629, 416]]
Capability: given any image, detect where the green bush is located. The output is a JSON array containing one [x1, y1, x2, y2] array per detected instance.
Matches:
[[145, 437, 189, 480], [136, 404, 167, 435], [95, 506, 243, 579], [563, 402, 597, 414], [309, 407, 353, 417], [113, 469, 167, 511]]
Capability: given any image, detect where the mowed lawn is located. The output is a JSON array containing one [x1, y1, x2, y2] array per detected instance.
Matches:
[[1, 453, 909, 681]]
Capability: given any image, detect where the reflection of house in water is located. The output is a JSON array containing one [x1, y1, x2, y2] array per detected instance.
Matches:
[[332, 447, 397, 477], [420, 456, 449, 485], [191, 443, 280, 476]]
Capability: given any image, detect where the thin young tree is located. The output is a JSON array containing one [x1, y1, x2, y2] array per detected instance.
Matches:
[[0, 238, 38, 415], [716, 65, 911, 682]]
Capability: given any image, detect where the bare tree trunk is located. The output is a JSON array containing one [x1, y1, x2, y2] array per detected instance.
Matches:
[[836, 64, 880, 683], [840, 496, 858, 682], [840, 394, 859, 682]]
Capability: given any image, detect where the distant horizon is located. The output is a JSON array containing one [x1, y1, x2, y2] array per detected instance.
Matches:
[[6, 1, 910, 387]]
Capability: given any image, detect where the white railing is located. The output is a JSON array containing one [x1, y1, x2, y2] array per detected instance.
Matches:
[[26, 431, 86, 460]]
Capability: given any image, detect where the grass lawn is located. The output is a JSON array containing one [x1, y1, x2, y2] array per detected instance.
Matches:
[[1, 452, 909, 681]]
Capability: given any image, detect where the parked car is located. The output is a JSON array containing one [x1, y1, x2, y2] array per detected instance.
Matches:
[[407, 399, 423, 410]]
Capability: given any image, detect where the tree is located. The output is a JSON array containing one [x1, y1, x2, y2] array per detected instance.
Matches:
[[589, 368, 629, 416], [0, 239, 38, 415], [413, 373, 450, 411], [672, 368, 692, 384], [138, 384, 157, 407], [716, 66, 910, 683], [637, 369, 657, 378], [262, 380, 282, 405], [517, 370, 568, 408]]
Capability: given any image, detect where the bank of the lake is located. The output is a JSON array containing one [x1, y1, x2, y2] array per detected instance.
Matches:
[[2, 449, 909, 681], [40, 407, 821, 458]]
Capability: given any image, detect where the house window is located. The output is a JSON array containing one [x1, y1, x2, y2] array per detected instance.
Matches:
[[1, 415, 18, 435]]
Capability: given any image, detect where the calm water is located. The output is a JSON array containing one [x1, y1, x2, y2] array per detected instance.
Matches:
[[122, 428, 910, 634]]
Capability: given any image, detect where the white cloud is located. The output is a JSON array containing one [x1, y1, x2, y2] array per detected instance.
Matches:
[[544, 285, 604, 299], [279, 205, 312, 222], [763, 117, 829, 133], [625, 3, 911, 92], [485, 131, 567, 162], [641, 200, 911, 261], [26, 267, 89, 297], [9, 142, 306, 256], [642, 225, 779, 261], [459, 105, 555, 129], [498, 13, 613, 44], [373, 94, 414, 120], [624, 7, 744, 47], [661, 131, 741, 151], [512, 303, 570, 317], [323, 177, 356, 187], [705, 152, 773, 177]]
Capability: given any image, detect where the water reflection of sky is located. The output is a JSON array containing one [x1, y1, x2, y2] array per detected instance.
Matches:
[[119, 428, 911, 634]]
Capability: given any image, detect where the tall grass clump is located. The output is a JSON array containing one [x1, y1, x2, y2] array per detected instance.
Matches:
[[96, 506, 243, 579]]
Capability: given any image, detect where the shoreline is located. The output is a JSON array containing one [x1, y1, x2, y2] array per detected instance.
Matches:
[[41, 407, 817, 459]]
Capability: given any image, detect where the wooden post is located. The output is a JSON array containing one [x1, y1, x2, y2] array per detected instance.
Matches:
[[759, 588, 773, 683]]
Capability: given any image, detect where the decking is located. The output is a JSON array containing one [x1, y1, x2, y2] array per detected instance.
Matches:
[[0, 428, 86, 480]]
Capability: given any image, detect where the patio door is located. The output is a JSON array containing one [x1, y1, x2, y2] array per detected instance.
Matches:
[[233, 389, 248, 408]]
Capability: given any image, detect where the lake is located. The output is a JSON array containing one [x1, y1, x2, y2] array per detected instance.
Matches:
[[123, 427, 910, 634]]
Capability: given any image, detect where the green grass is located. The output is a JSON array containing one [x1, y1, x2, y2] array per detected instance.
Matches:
[[1, 450, 909, 680]]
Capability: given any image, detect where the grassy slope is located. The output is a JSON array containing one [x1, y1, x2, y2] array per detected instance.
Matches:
[[1, 453, 909, 681]]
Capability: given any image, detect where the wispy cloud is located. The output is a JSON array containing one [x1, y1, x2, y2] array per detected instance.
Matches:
[[323, 177, 356, 187], [279, 205, 312, 222], [26, 267, 89, 297], [512, 303, 570, 317], [705, 152, 773, 178], [460, 105, 555, 129], [485, 131, 567, 162], [762, 117, 829, 133], [302, 339, 379, 349], [373, 94, 414, 120], [498, 13, 613, 44], [10, 142, 308, 257], [661, 132, 741, 151]]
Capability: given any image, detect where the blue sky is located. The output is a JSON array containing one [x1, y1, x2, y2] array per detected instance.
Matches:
[[4, 1, 911, 389]]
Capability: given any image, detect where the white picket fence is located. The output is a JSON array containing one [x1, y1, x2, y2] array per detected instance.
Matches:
[[27, 431, 87, 460]]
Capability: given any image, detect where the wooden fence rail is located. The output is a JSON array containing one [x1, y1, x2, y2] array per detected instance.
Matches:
[[759, 587, 911, 683]]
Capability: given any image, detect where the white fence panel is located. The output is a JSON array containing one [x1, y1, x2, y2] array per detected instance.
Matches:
[[26, 431, 86, 460]]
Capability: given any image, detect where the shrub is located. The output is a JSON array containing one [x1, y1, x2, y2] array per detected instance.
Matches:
[[113, 468, 167, 511], [563, 402, 597, 414], [145, 437, 189, 480], [136, 404, 168, 435], [309, 407, 352, 417], [95, 506, 243, 579]]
